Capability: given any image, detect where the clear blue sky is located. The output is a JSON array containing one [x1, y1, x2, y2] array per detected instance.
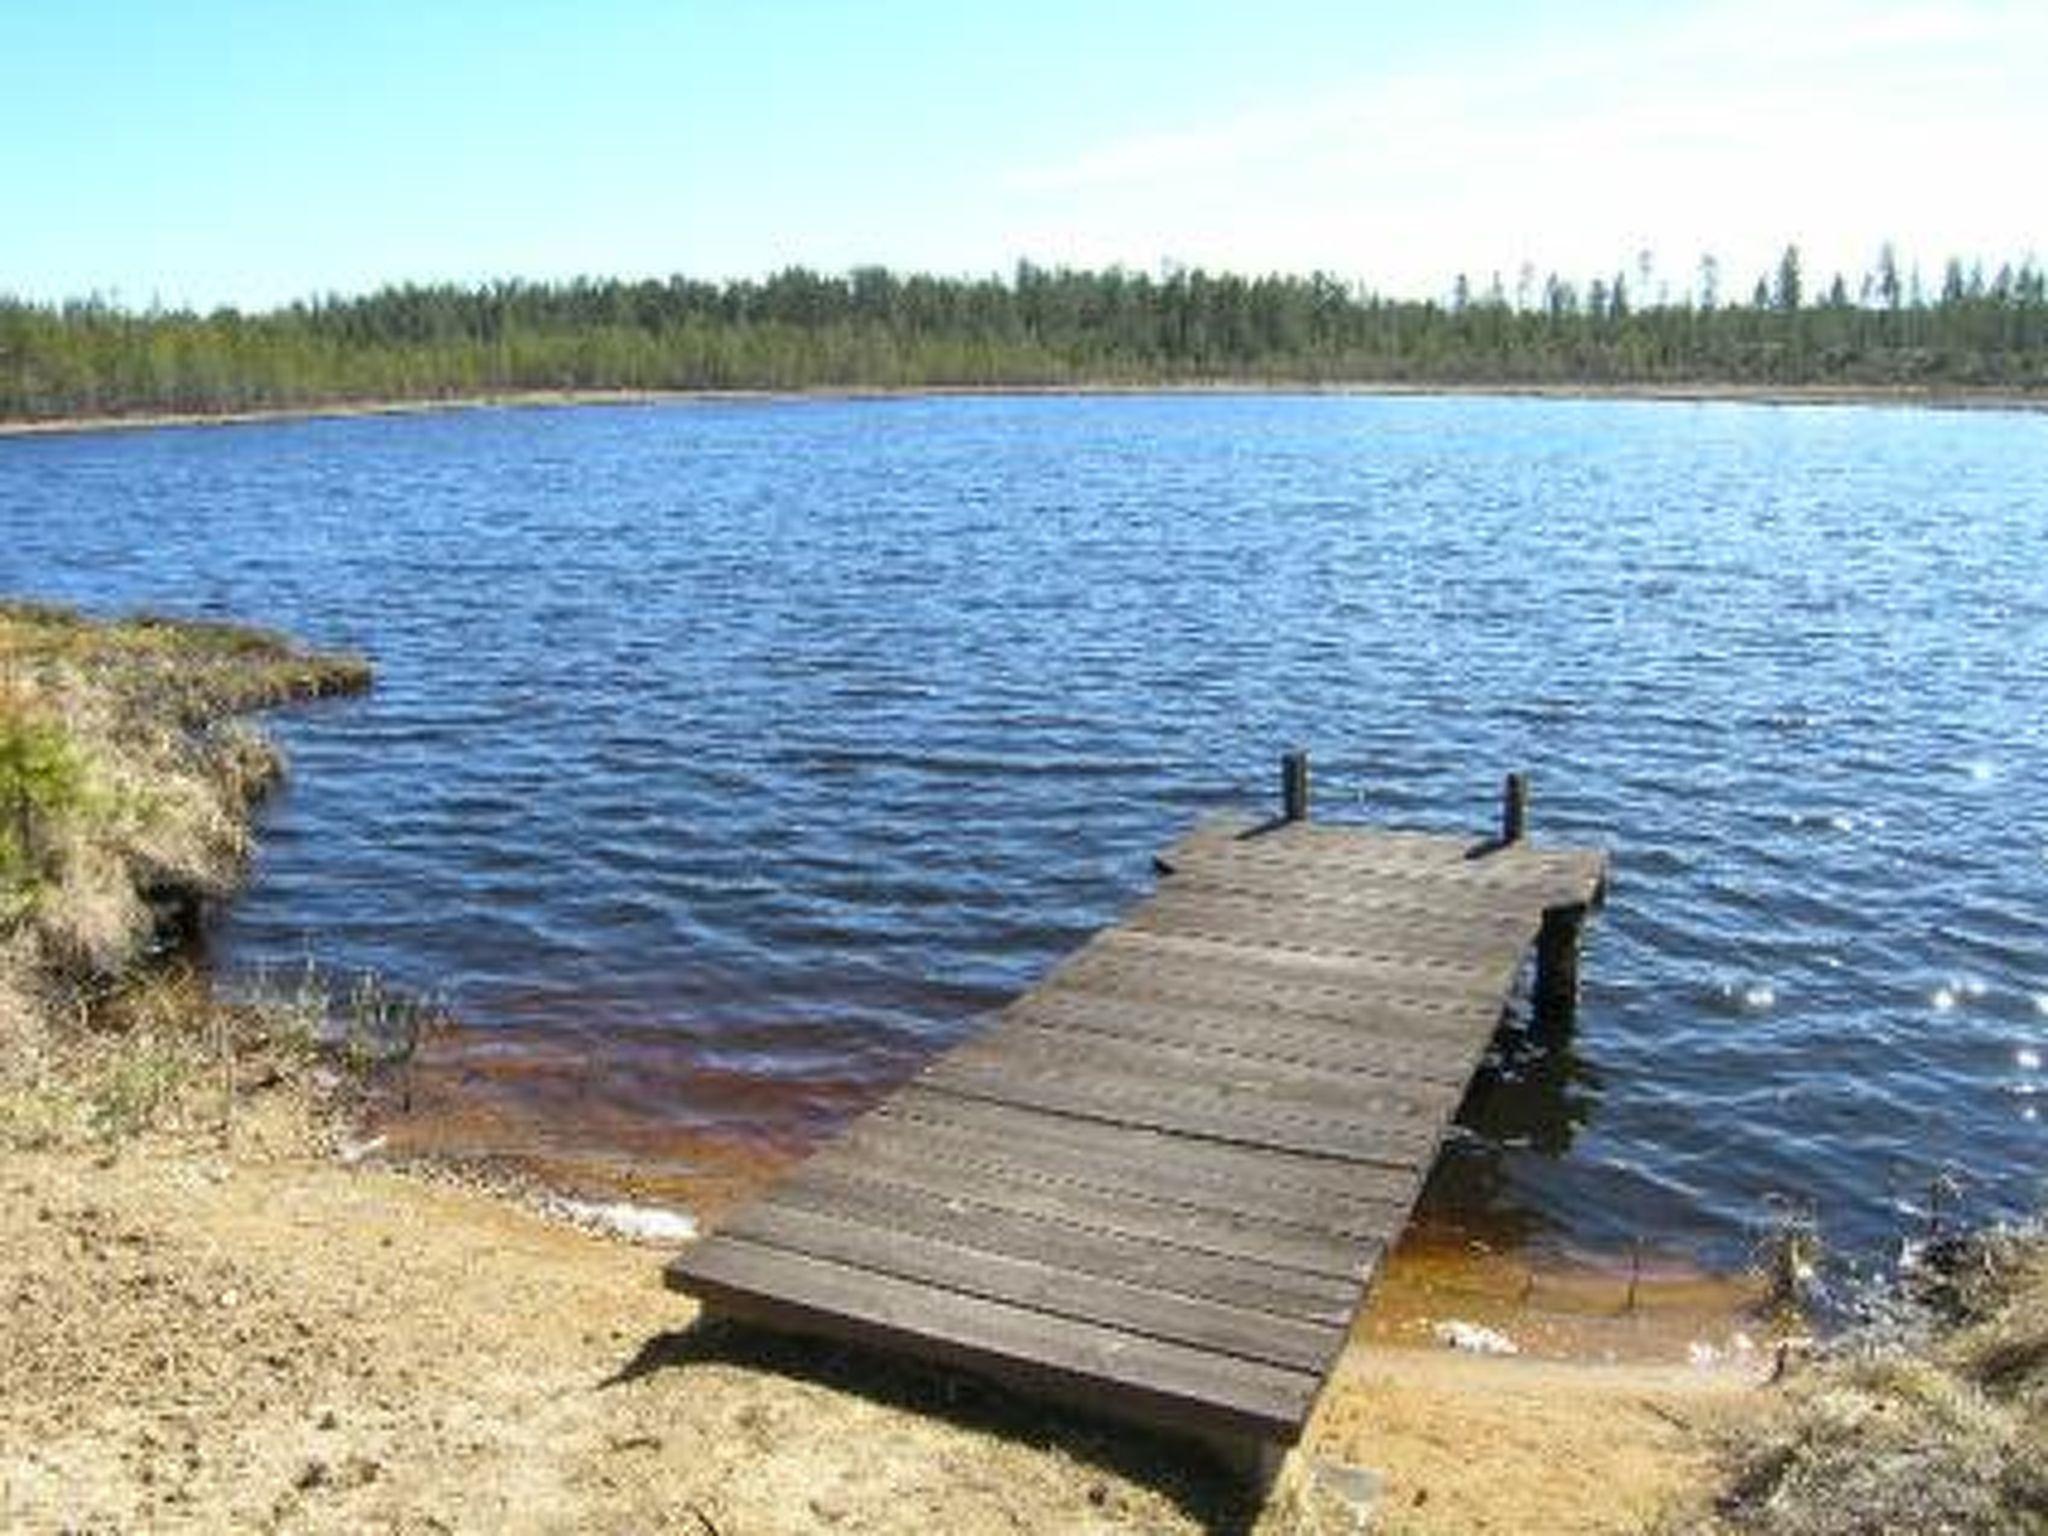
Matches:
[[4, 0, 2040, 309]]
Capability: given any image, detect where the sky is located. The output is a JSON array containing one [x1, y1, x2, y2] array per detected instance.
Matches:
[[3, 0, 2043, 310]]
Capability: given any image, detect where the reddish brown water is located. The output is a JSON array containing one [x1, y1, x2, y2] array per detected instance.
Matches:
[[370, 1017, 872, 1221]]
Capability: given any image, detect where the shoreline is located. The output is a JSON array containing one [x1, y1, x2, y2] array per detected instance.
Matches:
[[368, 1011, 1778, 1345], [3, 377, 2045, 439], [0, 1132, 1757, 1533]]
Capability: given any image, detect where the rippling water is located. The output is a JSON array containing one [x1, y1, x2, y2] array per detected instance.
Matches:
[[5, 393, 2045, 1266]]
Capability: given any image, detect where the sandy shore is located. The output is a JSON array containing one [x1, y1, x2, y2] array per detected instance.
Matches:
[[0, 1100, 1758, 1534], [1, 379, 2043, 439]]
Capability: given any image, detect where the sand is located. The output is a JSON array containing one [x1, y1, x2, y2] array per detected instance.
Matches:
[[0, 1082, 1762, 1534]]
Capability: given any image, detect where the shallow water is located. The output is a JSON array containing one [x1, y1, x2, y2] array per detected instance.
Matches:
[[5, 392, 2044, 1268]]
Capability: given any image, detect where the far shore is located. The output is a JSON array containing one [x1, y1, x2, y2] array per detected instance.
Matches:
[[3, 377, 2045, 440]]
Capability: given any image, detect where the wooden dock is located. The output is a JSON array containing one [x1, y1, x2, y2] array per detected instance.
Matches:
[[666, 761, 1607, 1457]]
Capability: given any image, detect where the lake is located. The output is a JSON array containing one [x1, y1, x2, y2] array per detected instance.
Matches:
[[5, 392, 2044, 1273]]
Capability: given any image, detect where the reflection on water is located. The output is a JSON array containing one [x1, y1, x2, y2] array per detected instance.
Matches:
[[1408, 998, 1607, 1257], [1463, 1005, 1604, 1159], [8, 391, 2048, 1268]]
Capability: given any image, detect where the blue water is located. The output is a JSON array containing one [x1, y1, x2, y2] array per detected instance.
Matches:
[[5, 393, 2045, 1266]]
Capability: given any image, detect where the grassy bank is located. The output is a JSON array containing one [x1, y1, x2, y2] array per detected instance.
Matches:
[[1668, 1225, 2048, 1534], [0, 599, 370, 1146]]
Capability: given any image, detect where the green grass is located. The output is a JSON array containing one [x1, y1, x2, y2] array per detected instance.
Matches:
[[0, 704, 86, 920]]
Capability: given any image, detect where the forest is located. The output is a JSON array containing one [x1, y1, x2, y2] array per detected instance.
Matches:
[[3, 244, 2045, 420]]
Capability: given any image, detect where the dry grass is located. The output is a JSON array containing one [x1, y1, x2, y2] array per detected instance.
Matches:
[[1672, 1226, 2048, 1535], [0, 599, 371, 719], [0, 961, 335, 1151], [0, 599, 371, 1143]]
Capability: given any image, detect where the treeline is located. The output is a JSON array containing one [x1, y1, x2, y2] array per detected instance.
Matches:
[[4, 245, 2046, 420]]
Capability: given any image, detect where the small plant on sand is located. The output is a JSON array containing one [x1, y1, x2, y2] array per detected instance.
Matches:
[[83, 1029, 196, 1142], [0, 689, 88, 921], [341, 970, 434, 1071], [233, 959, 438, 1113], [1751, 1196, 1825, 1322], [237, 957, 333, 1054]]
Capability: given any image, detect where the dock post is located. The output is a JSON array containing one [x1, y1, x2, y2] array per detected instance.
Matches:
[[1281, 750, 1311, 823], [1501, 772, 1528, 845], [1533, 905, 1586, 1036]]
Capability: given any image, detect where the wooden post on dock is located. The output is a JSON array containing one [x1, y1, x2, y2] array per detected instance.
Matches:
[[1281, 750, 1311, 823], [1501, 772, 1528, 845]]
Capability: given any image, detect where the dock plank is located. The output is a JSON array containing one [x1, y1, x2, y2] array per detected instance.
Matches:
[[1157, 867, 1557, 925], [1043, 942, 1503, 1025], [998, 992, 1488, 1083], [719, 1201, 1343, 1372], [771, 1160, 1369, 1314], [916, 1063, 1445, 1165], [676, 1238, 1323, 1443], [929, 1022, 1456, 1126], [1163, 828, 1608, 908], [866, 1088, 1421, 1226], [1124, 892, 1533, 967], [1080, 925, 1525, 1002], [791, 1141, 1387, 1288]]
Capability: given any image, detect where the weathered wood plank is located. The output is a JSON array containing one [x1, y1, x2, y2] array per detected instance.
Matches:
[[1126, 890, 1534, 966], [1157, 865, 1573, 923], [1166, 824, 1601, 877], [914, 1069, 1444, 1167], [999, 990, 1487, 1084], [1080, 926, 1524, 1004], [868, 1087, 1420, 1224], [1153, 818, 1470, 872], [794, 1132, 1392, 1281], [719, 1199, 1345, 1372], [930, 1022, 1455, 1127], [1044, 941, 1503, 1026], [1164, 831, 1607, 909], [669, 1238, 1322, 1442]]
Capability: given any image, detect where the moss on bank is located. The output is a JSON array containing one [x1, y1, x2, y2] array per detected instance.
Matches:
[[0, 599, 371, 1146]]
